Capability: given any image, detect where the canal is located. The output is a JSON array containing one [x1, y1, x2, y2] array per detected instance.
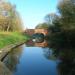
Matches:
[[3, 41, 58, 75]]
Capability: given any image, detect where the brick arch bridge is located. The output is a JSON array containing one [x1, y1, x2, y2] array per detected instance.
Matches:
[[24, 29, 48, 36], [24, 29, 48, 47]]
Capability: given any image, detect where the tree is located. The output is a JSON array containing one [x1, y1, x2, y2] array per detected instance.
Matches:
[[45, 13, 58, 25], [0, 1, 23, 31], [47, 0, 75, 50], [35, 23, 49, 29], [58, 0, 75, 30]]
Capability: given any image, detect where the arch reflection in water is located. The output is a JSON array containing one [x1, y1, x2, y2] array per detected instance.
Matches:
[[26, 40, 48, 47]]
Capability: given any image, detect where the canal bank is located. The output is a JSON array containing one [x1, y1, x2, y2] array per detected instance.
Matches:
[[0, 32, 29, 61], [0, 41, 27, 61], [0, 42, 27, 75]]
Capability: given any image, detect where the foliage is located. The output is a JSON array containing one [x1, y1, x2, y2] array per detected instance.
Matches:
[[0, 1, 23, 31], [58, 0, 75, 29], [45, 13, 58, 25], [35, 23, 49, 29], [46, 0, 75, 58]]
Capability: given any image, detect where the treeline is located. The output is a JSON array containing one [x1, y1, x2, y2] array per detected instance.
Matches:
[[35, 23, 49, 29], [0, 1, 23, 32], [47, 0, 75, 49], [36, 0, 75, 49]]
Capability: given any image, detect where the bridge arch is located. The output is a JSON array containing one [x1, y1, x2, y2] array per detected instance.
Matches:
[[34, 29, 48, 36]]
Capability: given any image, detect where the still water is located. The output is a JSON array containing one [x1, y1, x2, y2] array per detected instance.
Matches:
[[3, 42, 58, 75]]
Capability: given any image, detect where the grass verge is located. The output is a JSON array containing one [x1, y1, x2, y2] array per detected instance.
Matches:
[[0, 32, 29, 49]]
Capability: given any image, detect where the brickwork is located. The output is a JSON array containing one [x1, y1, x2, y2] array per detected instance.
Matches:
[[25, 29, 48, 36]]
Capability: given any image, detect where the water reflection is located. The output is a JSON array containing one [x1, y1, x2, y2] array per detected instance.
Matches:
[[47, 47, 75, 75], [26, 40, 48, 47], [3, 41, 58, 75], [33, 39, 75, 75], [3, 45, 24, 72], [26, 40, 35, 46], [2, 39, 75, 75], [57, 49, 75, 75], [58, 58, 75, 75]]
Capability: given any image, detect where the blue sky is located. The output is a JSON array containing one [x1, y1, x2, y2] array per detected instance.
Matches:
[[8, 0, 58, 29]]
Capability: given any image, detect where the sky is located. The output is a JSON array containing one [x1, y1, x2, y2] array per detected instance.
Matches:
[[8, 0, 58, 29]]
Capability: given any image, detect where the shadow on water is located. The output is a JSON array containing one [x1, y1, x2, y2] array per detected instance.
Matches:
[[57, 49, 75, 75], [46, 43, 75, 75]]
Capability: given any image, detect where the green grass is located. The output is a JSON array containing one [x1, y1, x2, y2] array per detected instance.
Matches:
[[0, 32, 29, 49]]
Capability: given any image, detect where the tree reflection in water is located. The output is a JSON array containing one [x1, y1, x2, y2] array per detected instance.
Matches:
[[58, 58, 75, 75], [3, 45, 24, 72], [42, 48, 57, 60], [43, 48, 52, 59], [45, 47, 75, 75], [57, 49, 75, 75], [27, 39, 75, 75]]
